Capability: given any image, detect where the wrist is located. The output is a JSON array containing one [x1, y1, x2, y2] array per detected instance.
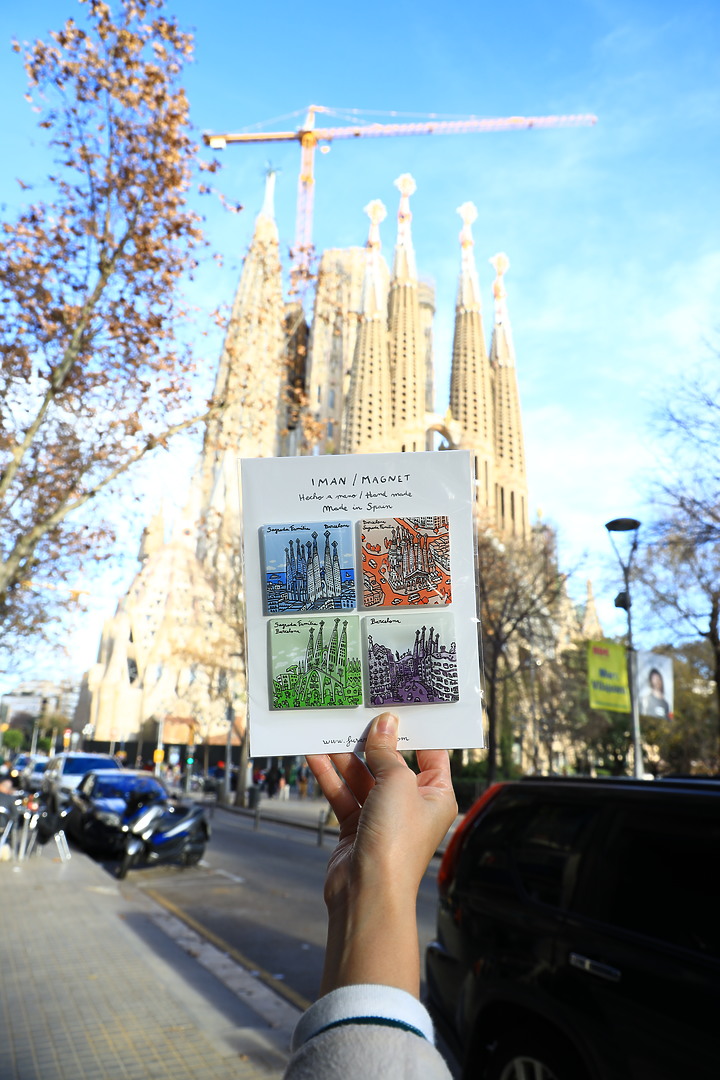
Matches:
[[322, 885, 421, 997]]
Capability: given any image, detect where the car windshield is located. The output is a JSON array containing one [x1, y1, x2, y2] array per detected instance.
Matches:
[[32, 763, 48, 774], [64, 757, 120, 775], [94, 776, 164, 800]]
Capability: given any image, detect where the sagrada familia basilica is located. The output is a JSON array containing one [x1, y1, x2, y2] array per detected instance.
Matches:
[[75, 171, 601, 756]]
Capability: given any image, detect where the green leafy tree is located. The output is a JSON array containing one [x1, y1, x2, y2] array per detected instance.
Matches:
[[1, 728, 25, 753]]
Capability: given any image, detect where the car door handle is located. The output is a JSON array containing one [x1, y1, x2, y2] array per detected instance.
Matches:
[[569, 952, 622, 983]]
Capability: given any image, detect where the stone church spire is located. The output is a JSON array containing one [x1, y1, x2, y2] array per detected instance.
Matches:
[[198, 169, 287, 574], [387, 174, 426, 452], [341, 200, 393, 453], [489, 253, 529, 539], [450, 202, 494, 518], [203, 168, 286, 472], [138, 506, 165, 563], [581, 579, 604, 640]]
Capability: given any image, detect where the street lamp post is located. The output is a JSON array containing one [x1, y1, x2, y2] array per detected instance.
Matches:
[[605, 517, 644, 779], [223, 700, 234, 804]]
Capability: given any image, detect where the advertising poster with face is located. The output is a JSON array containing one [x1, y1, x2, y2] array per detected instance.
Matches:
[[636, 651, 674, 720]]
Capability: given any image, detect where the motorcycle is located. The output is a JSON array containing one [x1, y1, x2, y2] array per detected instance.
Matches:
[[117, 787, 210, 879]]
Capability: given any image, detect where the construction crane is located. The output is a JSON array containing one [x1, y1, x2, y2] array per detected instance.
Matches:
[[21, 579, 90, 602], [203, 105, 597, 291]]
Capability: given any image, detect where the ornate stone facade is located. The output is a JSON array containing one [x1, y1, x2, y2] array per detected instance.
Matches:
[[78, 171, 572, 746]]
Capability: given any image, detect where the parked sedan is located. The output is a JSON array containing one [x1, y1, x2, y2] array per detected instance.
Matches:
[[65, 770, 169, 857], [19, 755, 50, 792]]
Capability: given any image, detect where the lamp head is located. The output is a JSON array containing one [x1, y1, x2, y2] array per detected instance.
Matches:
[[605, 517, 641, 533]]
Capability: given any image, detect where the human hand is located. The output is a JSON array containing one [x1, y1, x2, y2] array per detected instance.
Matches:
[[306, 712, 457, 995]]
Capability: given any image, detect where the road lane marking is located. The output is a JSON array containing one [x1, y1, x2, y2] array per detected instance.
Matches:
[[145, 887, 311, 1016], [212, 867, 246, 883]]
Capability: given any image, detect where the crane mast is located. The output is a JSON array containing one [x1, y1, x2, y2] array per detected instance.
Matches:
[[204, 105, 597, 290]]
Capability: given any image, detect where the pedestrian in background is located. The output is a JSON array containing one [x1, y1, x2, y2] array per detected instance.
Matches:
[[266, 764, 280, 798], [296, 763, 309, 799]]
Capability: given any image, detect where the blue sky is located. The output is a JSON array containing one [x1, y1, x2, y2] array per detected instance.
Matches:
[[1, 0, 719, 684]]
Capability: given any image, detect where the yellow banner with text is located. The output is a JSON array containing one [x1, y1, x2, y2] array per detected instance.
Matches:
[[587, 640, 630, 713]]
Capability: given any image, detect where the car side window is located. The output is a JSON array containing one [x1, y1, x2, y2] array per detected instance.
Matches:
[[592, 803, 720, 959], [512, 800, 600, 909], [460, 797, 534, 898]]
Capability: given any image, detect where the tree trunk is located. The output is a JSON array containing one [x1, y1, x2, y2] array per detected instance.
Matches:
[[234, 734, 250, 808], [499, 677, 513, 777], [708, 596, 720, 764], [485, 654, 499, 788]]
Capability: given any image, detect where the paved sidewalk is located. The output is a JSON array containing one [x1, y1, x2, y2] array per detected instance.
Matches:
[[0, 847, 294, 1080], [0, 793, 462, 1080]]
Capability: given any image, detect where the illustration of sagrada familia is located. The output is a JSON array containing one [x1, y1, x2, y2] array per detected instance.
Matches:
[[75, 171, 601, 752], [272, 618, 362, 710], [271, 530, 347, 613]]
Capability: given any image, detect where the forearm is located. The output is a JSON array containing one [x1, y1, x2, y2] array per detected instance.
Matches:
[[322, 886, 421, 997]]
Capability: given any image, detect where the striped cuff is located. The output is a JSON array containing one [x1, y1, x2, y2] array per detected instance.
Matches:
[[291, 985, 436, 1052]]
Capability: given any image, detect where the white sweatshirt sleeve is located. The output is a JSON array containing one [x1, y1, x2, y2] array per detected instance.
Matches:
[[285, 984, 454, 1079]]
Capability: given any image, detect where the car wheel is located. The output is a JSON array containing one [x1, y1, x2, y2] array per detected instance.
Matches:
[[62, 806, 78, 841], [481, 1031, 588, 1080]]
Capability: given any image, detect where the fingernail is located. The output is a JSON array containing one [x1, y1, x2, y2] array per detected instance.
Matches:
[[376, 712, 398, 735]]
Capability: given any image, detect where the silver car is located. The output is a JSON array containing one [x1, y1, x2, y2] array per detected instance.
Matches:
[[42, 752, 122, 811], [19, 755, 50, 792]]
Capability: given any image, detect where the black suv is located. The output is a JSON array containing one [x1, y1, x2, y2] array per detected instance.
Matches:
[[426, 777, 719, 1080]]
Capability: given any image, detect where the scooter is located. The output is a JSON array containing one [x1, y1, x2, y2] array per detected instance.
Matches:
[[116, 788, 210, 879]]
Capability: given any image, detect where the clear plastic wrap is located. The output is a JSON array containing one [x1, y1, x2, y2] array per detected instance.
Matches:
[[241, 450, 484, 757]]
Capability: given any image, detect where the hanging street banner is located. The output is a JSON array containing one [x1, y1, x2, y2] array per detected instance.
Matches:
[[587, 640, 630, 713], [637, 651, 674, 720]]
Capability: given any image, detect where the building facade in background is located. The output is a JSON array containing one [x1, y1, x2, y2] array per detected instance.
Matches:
[[77, 172, 592, 752]]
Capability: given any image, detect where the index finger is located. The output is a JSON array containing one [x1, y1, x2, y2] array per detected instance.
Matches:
[[415, 747, 453, 780]]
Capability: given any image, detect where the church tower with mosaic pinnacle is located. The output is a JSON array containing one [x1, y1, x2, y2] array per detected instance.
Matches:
[[449, 202, 495, 525], [340, 199, 393, 453], [488, 252, 529, 538], [315, 175, 529, 538], [386, 174, 427, 453]]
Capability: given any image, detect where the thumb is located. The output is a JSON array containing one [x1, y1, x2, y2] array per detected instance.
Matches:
[[364, 712, 403, 777]]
